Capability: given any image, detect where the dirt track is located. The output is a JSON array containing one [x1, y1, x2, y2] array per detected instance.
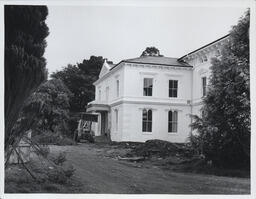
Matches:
[[50, 143, 250, 194]]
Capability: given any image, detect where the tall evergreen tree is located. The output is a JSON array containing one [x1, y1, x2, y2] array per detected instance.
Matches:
[[190, 10, 250, 169], [5, 5, 49, 148]]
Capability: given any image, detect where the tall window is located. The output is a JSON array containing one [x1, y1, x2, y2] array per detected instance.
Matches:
[[169, 80, 178, 98], [106, 87, 109, 101], [115, 109, 118, 131], [143, 78, 153, 96], [99, 89, 101, 101], [142, 109, 152, 132], [168, 110, 178, 133], [202, 77, 207, 97], [116, 80, 119, 97]]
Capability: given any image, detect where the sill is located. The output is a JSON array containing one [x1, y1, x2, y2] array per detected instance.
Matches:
[[142, 132, 153, 135], [168, 132, 178, 135]]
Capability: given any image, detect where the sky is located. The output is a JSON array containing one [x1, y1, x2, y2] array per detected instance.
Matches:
[[44, 5, 247, 75]]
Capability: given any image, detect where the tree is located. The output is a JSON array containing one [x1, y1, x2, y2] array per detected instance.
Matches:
[[5, 5, 49, 149], [22, 79, 72, 136], [141, 47, 163, 57], [190, 10, 250, 169], [51, 56, 104, 112]]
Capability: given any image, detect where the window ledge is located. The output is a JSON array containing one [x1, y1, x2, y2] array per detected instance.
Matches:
[[168, 132, 178, 135], [142, 132, 153, 135]]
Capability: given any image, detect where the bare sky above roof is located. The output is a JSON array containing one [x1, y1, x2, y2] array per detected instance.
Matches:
[[44, 5, 247, 75]]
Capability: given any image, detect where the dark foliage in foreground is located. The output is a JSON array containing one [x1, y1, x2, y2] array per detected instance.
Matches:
[[190, 10, 250, 169], [5, 5, 49, 149]]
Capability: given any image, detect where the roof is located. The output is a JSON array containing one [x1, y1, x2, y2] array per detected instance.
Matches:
[[179, 34, 230, 60], [110, 56, 192, 71]]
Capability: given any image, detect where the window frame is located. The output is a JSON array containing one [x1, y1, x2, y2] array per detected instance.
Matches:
[[98, 89, 101, 101], [169, 80, 178, 98], [143, 78, 153, 96], [115, 109, 118, 131], [202, 77, 207, 97], [106, 86, 109, 101], [168, 110, 178, 133], [116, 80, 119, 97], [142, 109, 152, 132]]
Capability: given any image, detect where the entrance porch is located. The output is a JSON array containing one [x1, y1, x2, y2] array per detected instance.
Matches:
[[86, 103, 110, 137]]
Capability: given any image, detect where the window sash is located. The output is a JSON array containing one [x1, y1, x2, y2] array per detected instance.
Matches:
[[202, 77, 207, 96], [142, 109, 152, 132], [115, 110, 118, 131], [169, 80, 178, 97], [116, 80, 119, 97], [168, 111, 178, 133], [143, 78, 153, 96]]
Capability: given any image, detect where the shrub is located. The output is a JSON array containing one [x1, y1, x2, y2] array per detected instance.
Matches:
[[47, 168, 68, 184], [51, 152, 66, 166]]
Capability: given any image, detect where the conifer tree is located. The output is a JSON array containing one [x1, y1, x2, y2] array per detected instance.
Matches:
[[190, 10, 250, 169], [5, 5, 49, 148]]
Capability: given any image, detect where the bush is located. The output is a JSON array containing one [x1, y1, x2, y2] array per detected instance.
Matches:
[[63, 165, 75, 178], [51, 152, 66, 166], [47, 168, 68, 184]]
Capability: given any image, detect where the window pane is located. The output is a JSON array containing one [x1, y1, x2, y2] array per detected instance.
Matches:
[[144, 78, 153, 96], [174, 111, 177, 121], [174, 80, 178, 88], [148, 88, 152, 96], [169, 80, 173, 88], [143, 88, 147, 96], [169, 80, 178, 97], [173, 90, 177, 97], [148, 121, 152, 132], [168, 111, 172, 122], [142, 121, 147, 132], [172, 123, 177, 132], [148, 110, 152, 121], [168, 122, 172, 132], [142, 110, 147, 120]]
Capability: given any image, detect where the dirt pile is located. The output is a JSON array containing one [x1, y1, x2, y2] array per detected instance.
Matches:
[[126, 139, 194, 158]]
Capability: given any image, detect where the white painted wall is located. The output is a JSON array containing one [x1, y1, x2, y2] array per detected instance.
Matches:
[[89, 36, 229, 142], [123, 63, 193, 101], [117, 103, 191, 143]]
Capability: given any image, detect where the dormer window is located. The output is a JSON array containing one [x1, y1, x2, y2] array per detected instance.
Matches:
[[203, 55, 208, 62]]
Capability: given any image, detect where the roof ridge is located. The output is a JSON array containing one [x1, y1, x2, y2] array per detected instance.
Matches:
[[178, 34, 230, 60]]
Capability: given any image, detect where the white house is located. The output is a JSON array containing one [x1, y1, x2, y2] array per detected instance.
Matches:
[[87, 35, 229, 143]]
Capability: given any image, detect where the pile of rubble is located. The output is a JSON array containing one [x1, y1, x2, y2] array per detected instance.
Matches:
[[126, 139, 194, 158]]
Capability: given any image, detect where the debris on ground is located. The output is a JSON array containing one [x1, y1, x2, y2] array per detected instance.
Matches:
[[117, 156, 145, 162], [125, 139, 194, 158]]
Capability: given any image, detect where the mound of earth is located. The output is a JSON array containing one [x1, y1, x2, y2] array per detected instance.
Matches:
[[126, 139, 194, 158]]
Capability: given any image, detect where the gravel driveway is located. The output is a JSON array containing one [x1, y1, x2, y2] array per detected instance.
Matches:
[[49, 143, 250, 194]]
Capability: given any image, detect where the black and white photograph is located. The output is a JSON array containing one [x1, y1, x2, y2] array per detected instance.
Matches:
[[1, 0, 255, 198]]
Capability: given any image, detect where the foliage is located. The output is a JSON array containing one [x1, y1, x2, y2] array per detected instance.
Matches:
[[5, 5, 49, 149], [141, 47, 163, 57], [51, 56, 104, 112], [190, 10, 250, 169], [22, 79, 73, 137]]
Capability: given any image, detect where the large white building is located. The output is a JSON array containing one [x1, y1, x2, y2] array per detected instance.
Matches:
[[87, 35, 229, 142]]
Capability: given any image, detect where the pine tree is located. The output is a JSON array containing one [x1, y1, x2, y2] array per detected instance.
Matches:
[[190, 10, 250, 169], [5, 5, 49, 148]]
